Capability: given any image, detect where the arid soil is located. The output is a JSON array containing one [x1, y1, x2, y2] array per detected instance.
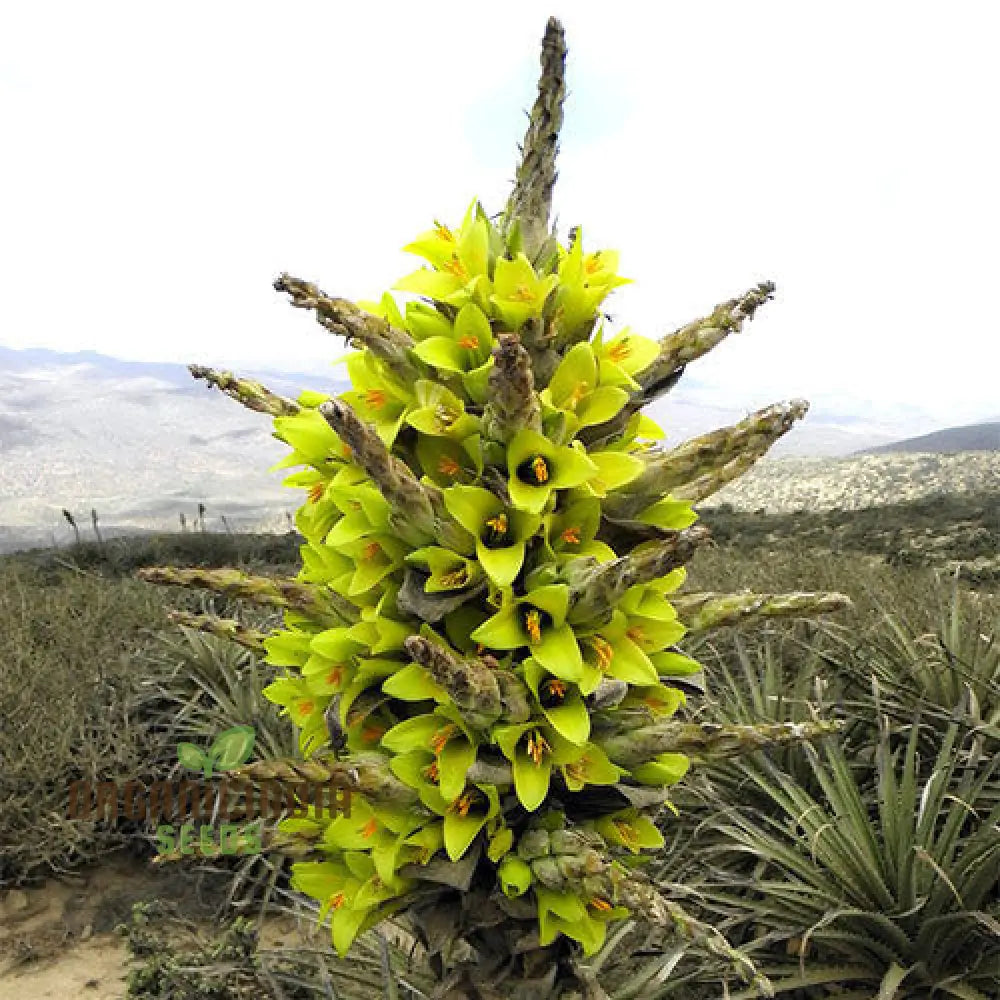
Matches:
[[0, 855, 312, 999]]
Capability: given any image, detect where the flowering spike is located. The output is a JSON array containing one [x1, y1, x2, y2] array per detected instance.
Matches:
[[274, 274, 421, 384], [670, 590, 854, 633], [137, 566, 354, 624], [503, 17, 567, 260], [481, 333, 543, 445], [188, 365, 301, 417], [166, 610, 269, 654], [569, 526, 711, 622], [608, 399, 809, 517]]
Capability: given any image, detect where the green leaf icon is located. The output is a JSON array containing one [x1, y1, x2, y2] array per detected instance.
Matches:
[[209, 725, 256, 772], [177, 742, 209, 773]]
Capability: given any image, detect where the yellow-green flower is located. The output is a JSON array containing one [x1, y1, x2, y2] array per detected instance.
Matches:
[[471, 584, 582, 680], [541, 342, 629, 433], [490, 253, 559, 329], [395, 202, 491, 308], [507, 429, 598, 514], [442, 485, 540, 587]]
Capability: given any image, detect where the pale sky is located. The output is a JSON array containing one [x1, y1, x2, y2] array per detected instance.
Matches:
[[2, 2, 998, 430]]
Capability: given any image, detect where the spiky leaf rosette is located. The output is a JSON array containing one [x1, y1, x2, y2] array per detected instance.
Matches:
[[140, 17, 849, 992]]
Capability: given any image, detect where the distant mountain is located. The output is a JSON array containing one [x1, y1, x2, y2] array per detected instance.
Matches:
[[855, 421, 1000, 455], [0, 343, 994, 553]]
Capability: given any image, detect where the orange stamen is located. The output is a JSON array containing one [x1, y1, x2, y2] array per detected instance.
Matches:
[[365, 387, 387, 409], [424, 761, 439, 782], [442, 255, 468, 279], [328, 892, 346, 910], [431, 724, 457, 756], [560, 526, 582, 545], [526, 732, 550, 766], [308, 482, 325, 504], [511, 284, 535, 302], [450, 792, 474, 817], [361, 817, 379, 839], [439, 568, 469, 588], [435, 223, 454, 242], [531, 455, 549, 483], [296, 699, 314, 718], [326, 666, 344, 688], [438, 455, 461, 476], [591, 636, 614, 671], [485, 513, 508, 535], [589, 897, 613, 912], [360, 723, 385, 743], [608, 339, 631, 363], [457, 335, 479, 349], [545, 679, 568, 699], [362, 541, 381, 561], [584, 252, 603, 275], [614, 820, 640, 848], [626, 626, 646, 645], [525, 609, 542, 645]]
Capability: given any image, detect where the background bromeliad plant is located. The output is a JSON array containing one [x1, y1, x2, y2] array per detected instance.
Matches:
[[139, 17, 856, 999]]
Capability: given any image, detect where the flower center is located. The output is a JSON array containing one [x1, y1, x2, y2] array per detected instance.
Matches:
[[525, 731, 551, 767], [540, 678, 568, 708], [589, 897, 613, 913], [328, 892, 346, 911], [511, 283, 535, 303], [457, 334, 479, 349], [435, 404, 458, 430], [365, 387, 387, 409], [438, 455, 461, 477], [362, 541, 381, 562], [452, 792, 474, 817], [326, 666, 344, 688], [608, 339, 631, 363], [517, 455, 550, 486], [360, 722, 385, 743], [524, 609, 543, 645], [560, 526, 581, 545], [439, 567, 469, 589], [361, 817, 379, 839], [482, 513, 510, 548], [442, 255, 468, 279], [423, 760, 439, 783], [435, 222, 454, 242], [591, 636, 614, 672], [431, 724, 458, 756], [308, 482, 325, 504], [613, 820, 640, 849]]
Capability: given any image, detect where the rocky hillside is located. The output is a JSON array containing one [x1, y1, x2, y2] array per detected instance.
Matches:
[[704, 451, 999, 513]]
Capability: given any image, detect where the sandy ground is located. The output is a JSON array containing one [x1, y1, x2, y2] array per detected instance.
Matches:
[[0, 854, 313, 999]]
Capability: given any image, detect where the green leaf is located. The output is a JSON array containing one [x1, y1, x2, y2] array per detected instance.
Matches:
[[487, 825, 514, 862], [443, 810, 487, 862], [471, 605, 525, 650], [438, 739, 477, 802], [209, 725, 256, 771], [638, 498, 699, 531], [478, 541, 526, 588], [534, 624, 583, 680], [576, 386, 629, 427], [513, 752, 552, 811], [543, 694, 591, 746], [177, 742, 208, 773], [382, 663, 446, 703], [412, 336, 466, 372]]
